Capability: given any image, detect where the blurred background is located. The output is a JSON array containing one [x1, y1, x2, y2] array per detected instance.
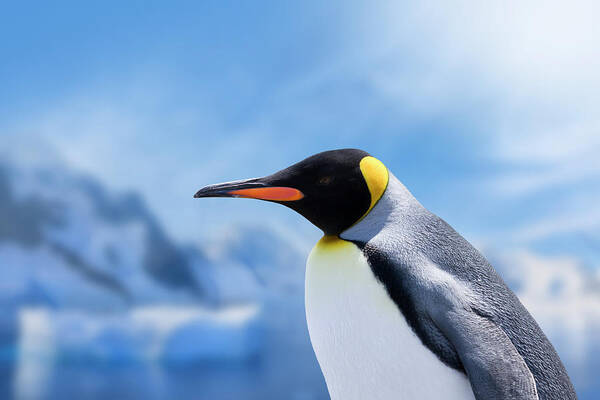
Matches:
[[1, 1, 599, 399]]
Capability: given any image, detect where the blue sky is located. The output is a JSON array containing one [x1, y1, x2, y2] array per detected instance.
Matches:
[[2, 1, 599, 257]]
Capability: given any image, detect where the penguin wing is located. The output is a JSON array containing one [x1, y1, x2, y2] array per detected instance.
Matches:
[[431, 306, 539, 400]]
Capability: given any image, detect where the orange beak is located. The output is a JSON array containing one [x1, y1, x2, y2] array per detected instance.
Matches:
[[227, 187, 303, 201], [194, 178, 304, 202]]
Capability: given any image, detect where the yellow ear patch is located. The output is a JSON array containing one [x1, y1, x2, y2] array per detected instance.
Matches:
[[359, 156, 389, 218]]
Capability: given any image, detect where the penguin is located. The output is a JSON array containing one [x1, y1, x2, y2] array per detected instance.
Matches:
[[194, 149, 576, 400]]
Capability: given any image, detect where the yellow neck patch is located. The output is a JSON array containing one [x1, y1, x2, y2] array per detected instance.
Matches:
[[358, 156, 389, 220], [314, 235, 353, 252]]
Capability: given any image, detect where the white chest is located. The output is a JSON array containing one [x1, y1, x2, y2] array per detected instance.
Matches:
[[305, 237, 475, 400]]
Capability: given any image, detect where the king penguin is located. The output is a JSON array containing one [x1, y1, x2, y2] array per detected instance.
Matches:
[[194, 149, 576, 400]]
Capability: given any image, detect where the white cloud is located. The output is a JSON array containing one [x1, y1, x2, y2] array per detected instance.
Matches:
[[357, 1, 600, 166], [512, 210, 600, 243], [496, 249, 600, 362]]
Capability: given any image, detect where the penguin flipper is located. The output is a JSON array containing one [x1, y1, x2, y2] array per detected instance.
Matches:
[[432, 308, 539, 400]]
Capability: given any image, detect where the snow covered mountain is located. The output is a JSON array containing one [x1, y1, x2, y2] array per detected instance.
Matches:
[[0, 155, 311, 306], [0, 154, 329, 399], [0, 162, 199, 309]]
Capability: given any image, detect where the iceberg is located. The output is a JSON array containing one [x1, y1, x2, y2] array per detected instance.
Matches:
[[17, 305, 262, 364]]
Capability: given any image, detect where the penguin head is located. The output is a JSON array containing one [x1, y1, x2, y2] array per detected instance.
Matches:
[[194, 149, 389, 236]]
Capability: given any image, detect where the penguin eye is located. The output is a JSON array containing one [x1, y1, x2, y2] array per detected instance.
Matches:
[[318, 176, 333, 185]]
